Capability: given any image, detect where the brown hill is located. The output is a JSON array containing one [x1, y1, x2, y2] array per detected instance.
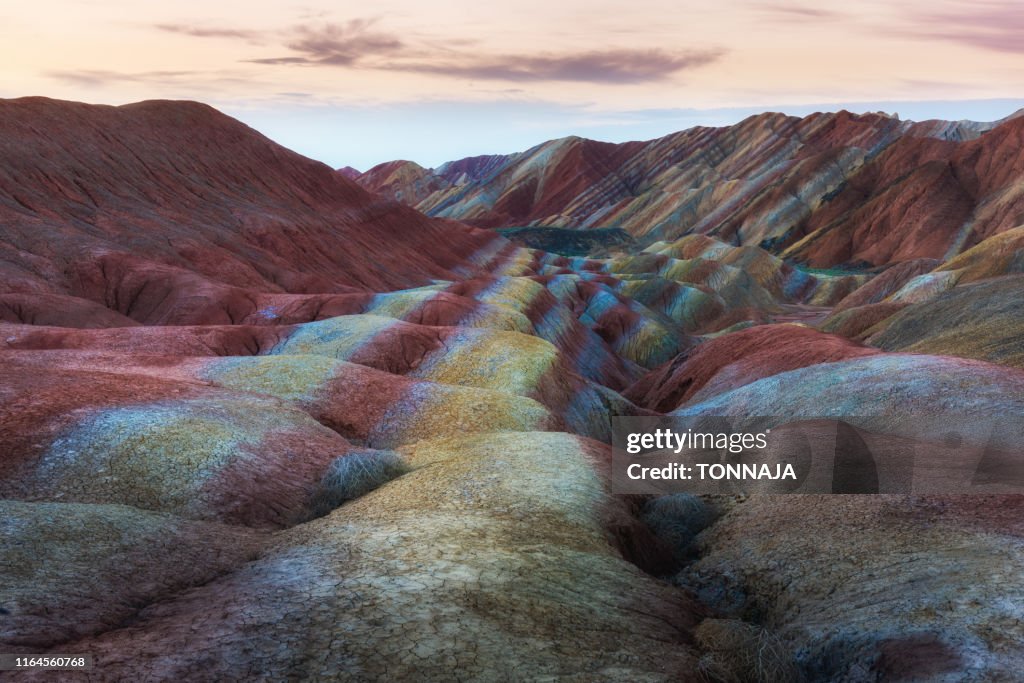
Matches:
[[0, 97, 503, 324]]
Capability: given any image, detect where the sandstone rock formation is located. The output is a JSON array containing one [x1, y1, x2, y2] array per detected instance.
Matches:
[[356, 110, 1024, 268], [682, 495, 1024, 681], [4, 96, 1024, 682], [0, 97, 505, 318]]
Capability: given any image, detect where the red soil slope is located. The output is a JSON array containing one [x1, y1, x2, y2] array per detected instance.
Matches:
[[624, 324, 879, 412], [0, 97, 502, 324]]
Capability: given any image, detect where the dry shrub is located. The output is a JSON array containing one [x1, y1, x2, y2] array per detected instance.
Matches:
[[695, 618, 802, 683], [641, 493, 716, 560], [308, 449, 410, 519]]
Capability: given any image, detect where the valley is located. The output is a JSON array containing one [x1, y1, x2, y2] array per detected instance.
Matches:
[[2, 97, 1024, 681]]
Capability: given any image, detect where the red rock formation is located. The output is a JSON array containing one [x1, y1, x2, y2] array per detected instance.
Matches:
[[830, 258, 941, 312], [336, 165, 361, 179], [5, 95, 1024, 681], [370, 109, 1024, 268], [0, 293, 140, 328], [0, 97, 504, 321], [869, 275, 1024, 368], [624, 324, 879, 412], [435, 153, 513, 184], [819, 301, 909, 340], [356, 159, 452, 205]]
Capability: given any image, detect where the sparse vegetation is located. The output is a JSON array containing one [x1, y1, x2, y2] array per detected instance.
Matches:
[[640, 493, 717, 561], [695, 618, 802, 683], [308, 450, 410, 519], [496, 226, 634, 257]]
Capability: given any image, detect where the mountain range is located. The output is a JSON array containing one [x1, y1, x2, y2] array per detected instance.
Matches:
[[354, 108, 1024, 267], [2, 97, 1024, 681]]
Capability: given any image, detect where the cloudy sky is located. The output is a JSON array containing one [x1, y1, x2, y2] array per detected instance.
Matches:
[[3, 0, 1023, 169]]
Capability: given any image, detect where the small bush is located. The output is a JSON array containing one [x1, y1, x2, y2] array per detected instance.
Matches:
[[695, 619, 802, 683], [696, 652, 738, 683], [641, 493, 716, 560], [308, 449, 410, 519]]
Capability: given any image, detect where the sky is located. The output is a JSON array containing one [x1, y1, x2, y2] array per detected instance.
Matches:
[[3, 0, 1024, 170]]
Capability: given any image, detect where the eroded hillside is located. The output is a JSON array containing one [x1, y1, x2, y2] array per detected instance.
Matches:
[[3, 98, 1024, 681]]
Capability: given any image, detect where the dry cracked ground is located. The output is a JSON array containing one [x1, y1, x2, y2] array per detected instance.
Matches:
[[3, 98, 1024, 682]]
